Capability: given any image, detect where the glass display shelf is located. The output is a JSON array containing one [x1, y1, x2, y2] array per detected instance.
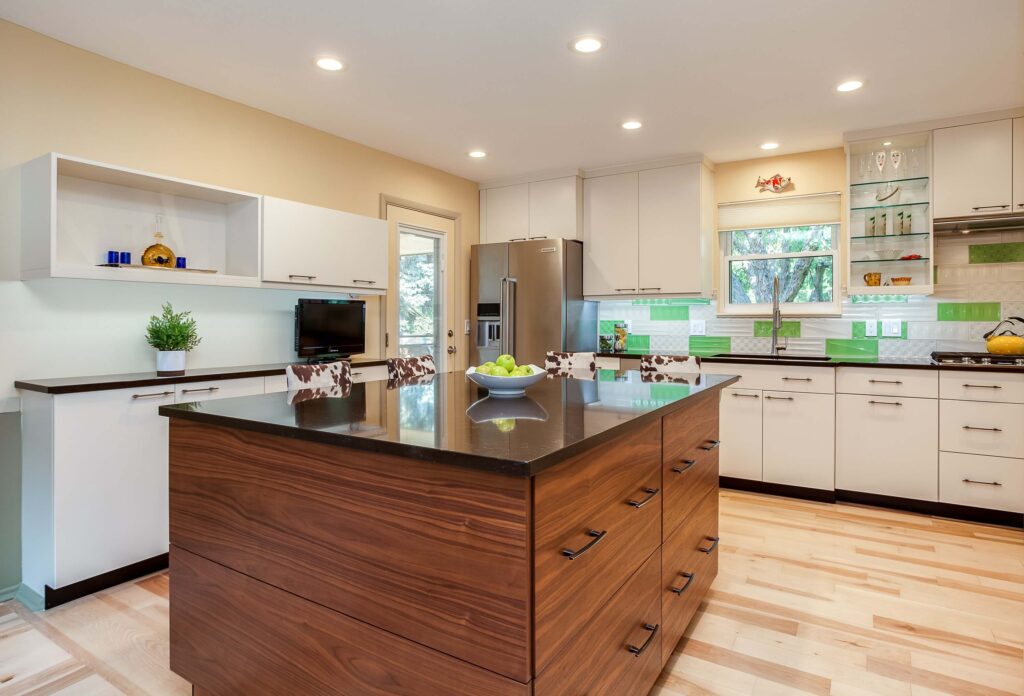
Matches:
[[850, 257, 930, 264], [849, 176, 929, 189], [851, 201, 930, 212], [850, 232, 931, 241]]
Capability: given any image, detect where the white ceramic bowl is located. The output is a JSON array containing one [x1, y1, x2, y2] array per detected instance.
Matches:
[[877, 248, 902, 260], [465, 364, 546, 397]]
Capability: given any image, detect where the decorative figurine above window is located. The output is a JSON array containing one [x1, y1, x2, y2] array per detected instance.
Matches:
[[755, 174, 792, 193]]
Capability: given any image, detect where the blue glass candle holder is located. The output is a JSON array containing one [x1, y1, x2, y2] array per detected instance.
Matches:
[[119, 251, 131, 265], [175, 257, 187, 269], [107, 250, 119, 264]]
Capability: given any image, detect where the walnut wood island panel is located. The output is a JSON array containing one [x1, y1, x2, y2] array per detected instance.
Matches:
[[161, 370, 737, 695]]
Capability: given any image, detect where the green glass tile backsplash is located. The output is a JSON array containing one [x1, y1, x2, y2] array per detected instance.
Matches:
[[626, 335, 650, 351], [969, 242, 1024, 264], [754, 320, 800, 338], [689, 336, 730, 356], [650, 306, 690, 321], [936, 303, 1001, 322], [826, 339, 879, 357], [598, 320, 622, 334]]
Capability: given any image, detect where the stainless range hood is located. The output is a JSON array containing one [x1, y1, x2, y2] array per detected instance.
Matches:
[[933, 212, 1024, 235]]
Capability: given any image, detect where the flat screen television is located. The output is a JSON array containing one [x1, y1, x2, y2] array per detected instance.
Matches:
[[294, 299, 366, 359]]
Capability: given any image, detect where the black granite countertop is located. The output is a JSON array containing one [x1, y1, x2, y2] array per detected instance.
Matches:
[[598, 352, 1024, 373], [15, 358, 388, 395], [160, 370, 739, 477]]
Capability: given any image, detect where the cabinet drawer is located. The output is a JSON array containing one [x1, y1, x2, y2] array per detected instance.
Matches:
[[351, 365, 388, 383], [703, 362, 834, 394], [836, 367, 938, 399], [836, 394, 938, 501], [940, 400, 1024, 459], [939, 370, 1024, 404], [663, 394, 719, 538], [939, 452, 1024, 513], [535, 548, 662, 696], [175, 377, 266, 403], [661, 489, 718, 665], [534, 420, 661, 672]]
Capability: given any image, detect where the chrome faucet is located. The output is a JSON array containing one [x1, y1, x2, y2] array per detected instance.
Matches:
[[770, 275, 783, 356]]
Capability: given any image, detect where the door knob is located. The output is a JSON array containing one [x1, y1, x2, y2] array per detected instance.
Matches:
[[447, 345, 457, 354]]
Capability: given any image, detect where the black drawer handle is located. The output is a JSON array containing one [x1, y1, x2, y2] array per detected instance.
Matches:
[[699, 440, 720, 451], [627, 623, 659, 657], [764, 396, 794, 401], [869, 400, 902, 406], [868, 379, 903, 385], [288, 274, 317, 280], [731, 392, 759, 398], [963, 426, 1003, 432], [782, 377, 812, 381], [181, 386, 220, 394], [561, 529, 606, 560], [972, 204, 1010, 211], [963, 478, 1002, 487], [627, 487, 660, 509], [672, 459, 697, 474], [132, 391, 174, 399], [962, 384, 1002, 389], [698, 536, 720, 554], [352, 279, 377, 285], [670, 571, 695, 595]]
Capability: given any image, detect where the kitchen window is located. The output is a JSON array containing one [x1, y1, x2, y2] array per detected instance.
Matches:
[[717, 193, 842, 316]]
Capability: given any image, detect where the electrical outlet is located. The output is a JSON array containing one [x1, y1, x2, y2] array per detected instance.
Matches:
[[882, 320, 902, 337], [690, 319, 706, 336], [864, 321, 878, 337]]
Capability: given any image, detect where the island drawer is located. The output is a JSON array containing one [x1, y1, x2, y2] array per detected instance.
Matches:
[[661, 488, 718, 665], [533, 419, 662, 673], [534, 548, 663, 696], [836, 367, 938, 399], [662, 392, 720, 539], [940, 400, 1024, 459], [170, 546, 530, 696], [939, 452, 1024, 513], [940, 370, 1024, 404]]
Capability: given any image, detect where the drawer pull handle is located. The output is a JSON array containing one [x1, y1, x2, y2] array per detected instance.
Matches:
[[698, 536, 720, 554], [288, 274, 317, 280], [868, 379, 903, 385], [627, 623, 660, 657], [561, 529, 606, 560], [627, 487, 661, 509], [782, 377, 812, 382], [962, 478, 1002, 487], [181, 387, 220, 394], [731, 393, 759, 398], [962, 384, 1002, 389], [614, 288, 637, 292], [963, 426, 1002, 432], [672, 459, 697, 474], [699, 440, 721, 451], [640, 287, 661, 291], [132, 391, 174, 399], [971, 204, 1010, 211], [868, 400, 902, 406], [670, 571, 695, 595], [764, 396, 794, 401], [352, 279, 377, 285], [509, 237, 527, 242]]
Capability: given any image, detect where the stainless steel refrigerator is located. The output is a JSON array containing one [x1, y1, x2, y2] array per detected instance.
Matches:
[[470, 239, 596, 367]]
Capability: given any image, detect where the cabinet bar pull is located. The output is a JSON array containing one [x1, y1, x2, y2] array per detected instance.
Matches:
[[698, 536, 720, 554], [528, 236, 548, 239], [181, 387, 220, 394], [869, 400, 902, 406], [672, 459, 696, 474], [971, 205, 1010, 211], [132, 391, 174, 399], [670, 571, 695, 595], [868, 379, 903, 385], [627, 487, 660, 509], [699, 439, 721, 451], [963, 426, 1002, 432], [764, 395, 794, 401], [352, 279, 377, 284], [614, 288, 636, 292], [509, 237, 527, 242], [561, 529, 607, 560], [962, 478, 1002, 486], [288, 274, 317, 280], [627, 623, 659, 657], [731, 393, 760, 398], [782, 377, 812, 382], [640, 287, 661, 291], [962, 384, 1002, 389]]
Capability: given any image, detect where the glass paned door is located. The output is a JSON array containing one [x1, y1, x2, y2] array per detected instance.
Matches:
[[398, 227, 444, 359]]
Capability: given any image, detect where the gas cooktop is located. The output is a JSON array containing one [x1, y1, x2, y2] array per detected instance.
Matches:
[[931, 351, 1024, 367]]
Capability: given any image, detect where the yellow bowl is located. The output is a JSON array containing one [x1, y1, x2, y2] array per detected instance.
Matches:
[[889, 276, 912, 286]]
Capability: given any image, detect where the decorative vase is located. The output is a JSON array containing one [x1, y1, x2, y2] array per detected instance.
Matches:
[[156, 350, 186, 376]]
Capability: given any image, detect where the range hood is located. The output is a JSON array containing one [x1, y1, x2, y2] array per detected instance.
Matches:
[[933, 212, 1024, 235]]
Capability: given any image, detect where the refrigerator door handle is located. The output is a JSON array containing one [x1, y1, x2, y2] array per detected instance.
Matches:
[[501, 277, 517, 356]]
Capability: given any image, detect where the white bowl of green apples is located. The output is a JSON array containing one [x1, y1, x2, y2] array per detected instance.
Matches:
[[466, 354, 546, 397]]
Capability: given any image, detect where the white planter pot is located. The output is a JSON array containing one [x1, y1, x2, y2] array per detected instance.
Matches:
[[156, 350, 187, 376]]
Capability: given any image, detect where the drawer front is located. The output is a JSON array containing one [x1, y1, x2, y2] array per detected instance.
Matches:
[[663, 393, 719, 538], [351, 365, 388, 383], [939, 452, 1024, 513], [703, 362, 834, 394], [661, 489, 718, 665], [534, 419, 662, 672], [534, 549, 663, 696], [836, 367, 938, 399], [940, 370, 1024, 404], [940, 400, 1024, 459], [175, 377, 266, 403]]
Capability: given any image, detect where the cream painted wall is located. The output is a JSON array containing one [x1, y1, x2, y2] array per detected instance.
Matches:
[[0, 19, 479, 413]]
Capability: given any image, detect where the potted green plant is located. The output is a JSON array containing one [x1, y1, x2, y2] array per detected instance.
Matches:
[[146, 302, 201, 376]]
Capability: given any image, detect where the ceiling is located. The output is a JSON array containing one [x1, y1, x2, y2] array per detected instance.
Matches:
[[3, 0, 1022, 182]]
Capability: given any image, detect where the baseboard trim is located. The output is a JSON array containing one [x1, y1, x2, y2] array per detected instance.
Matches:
[[43, 553, 169, 609], [0, 582, 22, 603], [836, 489, 1023, 528], [14, 583, 44, 612], [720, 476, 836, 503]]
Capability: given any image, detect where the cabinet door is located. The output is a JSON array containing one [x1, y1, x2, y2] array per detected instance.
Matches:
[[583, 172, 639, 296], [52, 385, 176, 587], [529, 176, 581, 240], [336, 211, 388, 290], [262, 196, 338, 285], [762, 391, 835, 490], [933, 120, 1013, 218], [836, 394, 938, 501], [175, 377, 266, 404], [719, 388, 762, 480], [1014, 117, 1024, 213], [483, 184, 529, 243], [638, 164, 703, 294]]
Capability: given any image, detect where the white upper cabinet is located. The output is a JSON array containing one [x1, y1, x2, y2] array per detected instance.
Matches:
[[1014, 117, 1024, 213], [481, 183, 529, 243], [583, 172, 639, 296], [933, 119, 1013, 218], [638, 164, 707, 295], [262, 196, 387, 293], [480, 176, 581, 243]]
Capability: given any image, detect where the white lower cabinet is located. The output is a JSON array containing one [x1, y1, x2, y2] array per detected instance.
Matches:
[[836, 394, 938, 501], [175, 377, 266, 403], [719, 388, 763, 480], [940, 399, 1024, 459], [939, 452, 1024, 513], [762, 391, 835, 490]]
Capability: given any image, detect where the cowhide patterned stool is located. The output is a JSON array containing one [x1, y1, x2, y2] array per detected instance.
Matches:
[[544, 351, 597, 373], [639, 354, 701, 374], [285, 360, 352, 391], [386, 355, 437, 382]]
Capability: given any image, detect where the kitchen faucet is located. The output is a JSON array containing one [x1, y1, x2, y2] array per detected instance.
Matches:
[[770, 275, 784, 356]]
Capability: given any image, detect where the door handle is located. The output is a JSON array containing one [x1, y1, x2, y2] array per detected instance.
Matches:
[[672, 459, 696, 474], [181, 387, 220, 394], [971, 205, 1010, 211], [627, 487, 660, 509], [132, 390, 174, 399], [962, 478, 1001, 486], [627, 623, 659, 657], [447, 346, 457, 354], [868, 379, 903, 385], [670, 571, 695, 595], [288, 274, 317, 280], [561, 529, 606, 560], [868, 400, 902, 406], [963, 426, 1002, 432]]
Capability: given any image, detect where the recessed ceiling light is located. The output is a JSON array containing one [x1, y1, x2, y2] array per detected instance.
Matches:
[[570, 36, 603, 53], [468, 150, 487, 158], [760, 142, 780, 150], [316, 57, 344, 71], [621, 120, 642, 130], [882, 141, 893, 146], [836, 79, 863, 92]]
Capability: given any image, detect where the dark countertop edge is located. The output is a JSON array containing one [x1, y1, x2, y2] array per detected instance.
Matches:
[[598, 352, 1024, 373], [159, 375, 739, 478], [15, 359, 389, 395]]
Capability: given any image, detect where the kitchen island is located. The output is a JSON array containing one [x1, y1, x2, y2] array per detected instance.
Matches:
[[160, 369, 738, 695]]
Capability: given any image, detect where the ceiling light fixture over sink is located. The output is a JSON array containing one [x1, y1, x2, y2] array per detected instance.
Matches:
[[315, 57, 344, 71], [570, 36, 604, 53], [621, 120, 642, 130], [468, 150, 487, 158], [836, 79, 864, 92], [760, 142, 779, 150]]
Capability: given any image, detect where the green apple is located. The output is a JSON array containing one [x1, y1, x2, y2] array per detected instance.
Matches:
[[483, 361, 496, 368], [493, 418, 516, 433], [491, 365, 510, 377], [475, 364, 493, 375], [512, 365, 532, 377], [496, 354, 516, 373]]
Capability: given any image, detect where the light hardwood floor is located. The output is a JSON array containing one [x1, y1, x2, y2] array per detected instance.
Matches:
[[2, 490, 1022, 695]]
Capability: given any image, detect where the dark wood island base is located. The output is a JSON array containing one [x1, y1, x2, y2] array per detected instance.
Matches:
[[164, 372, 734, 695]]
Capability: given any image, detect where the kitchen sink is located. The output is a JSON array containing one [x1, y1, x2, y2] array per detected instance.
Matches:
[[707, 353, 833, 362]]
